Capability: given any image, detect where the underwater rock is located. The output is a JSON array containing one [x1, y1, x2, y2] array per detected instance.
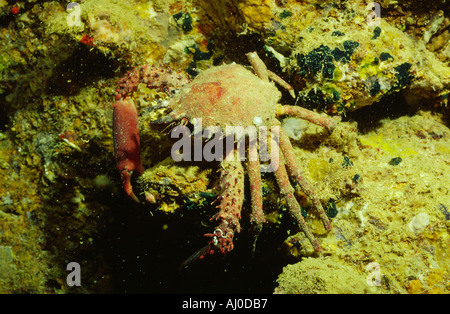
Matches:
[[282, 11, 450, 113], [1, 0, 450, 294], [197, 0, 275, 33], [140, 157, 212, 213], [275, 255, 372, 294]]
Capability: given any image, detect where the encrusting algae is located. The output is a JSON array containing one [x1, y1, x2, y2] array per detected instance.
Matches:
[[275, 111, 450, 293], [0, 0, 449, 293]]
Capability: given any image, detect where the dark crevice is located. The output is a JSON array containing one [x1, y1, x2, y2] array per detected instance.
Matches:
[[0, 102, 9, 131], [46, 44, 118, 96], [345, 91, 417, 134]]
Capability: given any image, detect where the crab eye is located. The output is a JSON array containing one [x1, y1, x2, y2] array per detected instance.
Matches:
[[213, 236, 218, 246]]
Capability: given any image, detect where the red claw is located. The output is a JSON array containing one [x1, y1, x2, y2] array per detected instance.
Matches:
[[113, 97, 144, 203]]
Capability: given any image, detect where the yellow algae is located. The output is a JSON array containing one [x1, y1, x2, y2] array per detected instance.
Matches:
[[0, 136, 49, 293], [407, 269, 449, 294], [238, 0, 274, 31], [426, 271, 448, 294], [140, 158, 212, 213], [359, 133, 417, 157], [158, 201, 179, 214], [264, 211, 282, 224], [358, 54, 386, 80], [407, 279, 424, 294], [307, 158, 331, 182], [277, 111, 450, 293], [435, 142, 450, 155], [275, 256, 374, 294], [197, 0, 275, 33]]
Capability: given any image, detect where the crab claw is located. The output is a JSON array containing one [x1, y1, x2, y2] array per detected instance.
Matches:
[[119, 169, 140, 203], [113, 97, 144, 203]]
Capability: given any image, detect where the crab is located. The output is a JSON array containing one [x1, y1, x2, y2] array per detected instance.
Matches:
[[112, 52, 338, 264]]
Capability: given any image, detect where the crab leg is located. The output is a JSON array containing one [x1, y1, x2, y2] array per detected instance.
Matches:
[[246, 51, 296, 98], [246, 52, 269, 81], [248, 137, 265, 251], [248, 141, 265, 226], [273, 149, 322, 252], [212, 149, 245, 232], [277, 105, 337, 133], [276, 120, 332, 231], [203, 149, 245, 255], [267, 70, 296, 99]]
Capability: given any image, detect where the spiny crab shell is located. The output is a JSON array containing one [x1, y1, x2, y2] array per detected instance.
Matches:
[[112, 52, 338, 266], [165, 63, 280, 129]]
